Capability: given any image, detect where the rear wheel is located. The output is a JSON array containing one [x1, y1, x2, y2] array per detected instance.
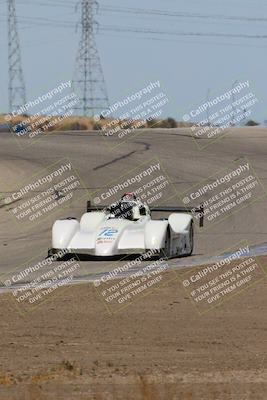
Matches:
[[188, 222, 194, 255], [160, 228, 171, 259]]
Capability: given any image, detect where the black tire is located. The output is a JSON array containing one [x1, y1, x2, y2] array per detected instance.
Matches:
[[160, 227, 171, 259], [188, 222, 194, 256], [47, 248, 56, 259], [46, 248, 66, 261]]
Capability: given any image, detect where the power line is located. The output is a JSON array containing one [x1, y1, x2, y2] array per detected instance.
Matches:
[[98, 31, 267, 49], [100, 25, 267, 39], [6, 1, 267, 24], [3, 14, 267, 40], [100, 5, 267, 23]]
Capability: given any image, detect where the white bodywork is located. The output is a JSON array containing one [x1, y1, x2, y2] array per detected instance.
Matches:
[[51, 211, 194, 258]]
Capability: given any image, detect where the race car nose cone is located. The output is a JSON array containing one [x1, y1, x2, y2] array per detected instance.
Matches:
[[95, 226, 120, 256]]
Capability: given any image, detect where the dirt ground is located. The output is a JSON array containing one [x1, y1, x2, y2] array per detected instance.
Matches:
[[0, 257, 266, 400]]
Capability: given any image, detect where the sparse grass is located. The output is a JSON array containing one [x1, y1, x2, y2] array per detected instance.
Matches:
[[0, 373, 14, 385], [0, 114, 193, 133], [61, 359, 75, 371]]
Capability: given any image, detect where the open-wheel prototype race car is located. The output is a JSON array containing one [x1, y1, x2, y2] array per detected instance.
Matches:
[[48, 193, 204, 259]]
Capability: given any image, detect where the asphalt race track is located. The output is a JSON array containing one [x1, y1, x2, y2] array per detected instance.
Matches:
[[1, 127, 267, 286]]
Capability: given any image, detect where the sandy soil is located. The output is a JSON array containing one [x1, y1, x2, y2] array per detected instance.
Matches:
[[0, 257, 266, 400]]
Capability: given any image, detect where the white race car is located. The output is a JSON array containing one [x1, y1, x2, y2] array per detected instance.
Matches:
[[48, 193, 204, 259]]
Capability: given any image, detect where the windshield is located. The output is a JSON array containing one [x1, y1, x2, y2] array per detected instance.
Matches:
[[107, 201, 134, 220]]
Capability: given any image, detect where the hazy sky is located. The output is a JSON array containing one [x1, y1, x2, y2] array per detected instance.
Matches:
[[0, 0, 267, 122]]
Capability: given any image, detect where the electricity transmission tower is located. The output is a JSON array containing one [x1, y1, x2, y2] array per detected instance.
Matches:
[[73, 0, 109, 117], [7, 0, 26, 112], [231, 80, 239, 126]]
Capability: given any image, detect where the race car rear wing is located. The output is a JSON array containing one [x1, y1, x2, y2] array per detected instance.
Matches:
[[86, 201, 204, 227]]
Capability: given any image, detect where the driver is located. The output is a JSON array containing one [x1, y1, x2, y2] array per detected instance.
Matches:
[[108, 193, 147, 220]]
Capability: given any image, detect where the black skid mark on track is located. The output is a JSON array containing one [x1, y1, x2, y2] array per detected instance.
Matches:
[[93, 140, 151, 171], [93, 150, 137, 171], [93, 141, 151, 171], [133, 141, 151, 152]]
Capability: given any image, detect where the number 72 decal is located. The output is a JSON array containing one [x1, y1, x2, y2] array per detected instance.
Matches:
[[98, 228, 118, 237]]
